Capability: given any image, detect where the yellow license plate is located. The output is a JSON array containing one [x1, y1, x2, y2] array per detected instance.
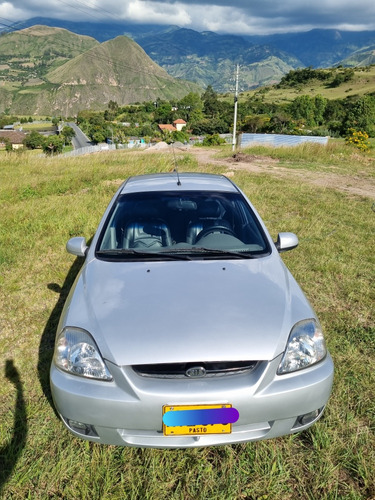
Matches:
[[162, 404, 232, 436]]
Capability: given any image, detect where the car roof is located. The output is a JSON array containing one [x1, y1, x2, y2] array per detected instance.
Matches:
[[120, 172, 239, 194]]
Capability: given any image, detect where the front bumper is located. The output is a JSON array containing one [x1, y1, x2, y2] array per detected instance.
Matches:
[[50, 353, 334, 448]]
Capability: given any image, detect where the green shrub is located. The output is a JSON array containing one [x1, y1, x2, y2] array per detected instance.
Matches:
[[202, 134, 226, 146], [345, 128, 370, 152]]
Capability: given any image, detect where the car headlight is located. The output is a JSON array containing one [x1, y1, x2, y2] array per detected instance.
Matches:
[[54, 327, 112, 381], [277, 319, 327, 375]]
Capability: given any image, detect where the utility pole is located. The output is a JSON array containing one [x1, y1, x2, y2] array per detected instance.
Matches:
[[232, 64, 239, 152]]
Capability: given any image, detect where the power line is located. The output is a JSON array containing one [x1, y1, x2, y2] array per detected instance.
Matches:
[[66, 0, 121, 21], [56, 0, 114, 23]]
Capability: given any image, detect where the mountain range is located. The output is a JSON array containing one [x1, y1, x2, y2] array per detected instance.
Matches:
[[1, 18, 375, 115], [0, 25, 200, 115], [15, 18, 375, 78]]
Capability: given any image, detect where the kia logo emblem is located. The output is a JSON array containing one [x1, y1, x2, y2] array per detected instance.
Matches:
[[186, 366, 206, 378]]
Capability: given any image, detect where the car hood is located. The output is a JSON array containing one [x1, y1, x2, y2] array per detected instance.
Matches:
[[63, 257, 314, 366]]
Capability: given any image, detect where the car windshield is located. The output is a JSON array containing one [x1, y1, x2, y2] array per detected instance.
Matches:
[[96, 190, 271, 260]]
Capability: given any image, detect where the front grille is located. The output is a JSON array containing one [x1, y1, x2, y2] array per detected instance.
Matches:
[[132, 361, 258, 379]]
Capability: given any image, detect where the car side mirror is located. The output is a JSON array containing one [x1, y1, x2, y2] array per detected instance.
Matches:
[[66, 237, 88, 257], [275, 232, 299, 252]]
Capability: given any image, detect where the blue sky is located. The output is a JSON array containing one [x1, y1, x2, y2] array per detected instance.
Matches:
[[1, 0, 375, 35]]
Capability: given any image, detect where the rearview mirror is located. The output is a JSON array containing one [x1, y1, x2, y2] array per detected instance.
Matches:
[[275, 232, 299, 252], [66, 237, 88, 257]]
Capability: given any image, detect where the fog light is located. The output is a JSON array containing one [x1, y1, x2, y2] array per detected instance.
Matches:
[[295, 407, 324, 427], [67, 419, 98, 437]]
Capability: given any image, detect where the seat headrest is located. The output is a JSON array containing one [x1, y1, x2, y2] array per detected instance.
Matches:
[[197, 200, 221, 218]]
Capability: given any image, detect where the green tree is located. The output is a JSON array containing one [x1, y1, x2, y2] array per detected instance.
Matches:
[[153, 100, 173, 124], [329, 68, 355, 88], [23, 131, 44, 149], [344, 96, 375, 136], [267, 112, 294, 134], [0, 115, 18, 128], [91, 130, 107, 144], [60, 126, 75, 144], [42, 135, 64, 155], [85, 114, 108, 143], [289, 95, 316, 127], [202, 85, 221, 118], [192, 118, 228, 135], [278, 67, 330, 88], [104, 109, 116, 121], [324, 99, 346, 122], [108, 100, 119, 113], [314, 95, 327, 125], [178, 92, 203, 123], [241, 114, 270, 133], [140, 123, 156, 137]]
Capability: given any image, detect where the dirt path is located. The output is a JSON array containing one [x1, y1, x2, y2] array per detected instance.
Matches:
[[186, 147, 375, 200]]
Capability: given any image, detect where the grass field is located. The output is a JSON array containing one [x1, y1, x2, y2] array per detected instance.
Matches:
[[241, 66, 375, 105], [0, 144, 374, 499]]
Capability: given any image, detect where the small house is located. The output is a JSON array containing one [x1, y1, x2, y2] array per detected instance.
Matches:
[[158, 124, 177, 133], [173, 119, 187, 132], [0, 130, 27, 149]]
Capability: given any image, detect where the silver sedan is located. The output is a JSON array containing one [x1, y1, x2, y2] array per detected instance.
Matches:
[[50, 172, 334, 448]]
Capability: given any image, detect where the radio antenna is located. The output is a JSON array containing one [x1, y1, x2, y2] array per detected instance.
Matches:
[[172, 143, 181, 185]]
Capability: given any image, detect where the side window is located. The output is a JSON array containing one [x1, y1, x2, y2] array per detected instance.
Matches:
[[237, 200, 266, 248], [100, 206, 121, 250]]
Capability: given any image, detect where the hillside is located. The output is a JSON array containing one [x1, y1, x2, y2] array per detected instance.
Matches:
[[45, 36, 201, 112], [0, 25, 98, 84], [137, 27, 302, 92], [8, 18, 375, 92], [244, 29, 375, 68], [243, 66, 375, 105], [0, 27, 201, 115], [339, 45, 375, 67]]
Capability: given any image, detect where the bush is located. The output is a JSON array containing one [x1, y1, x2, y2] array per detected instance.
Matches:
[[202, 134, 226, 146], [345, 128, 370, 152], [171, 130, 190, 143]]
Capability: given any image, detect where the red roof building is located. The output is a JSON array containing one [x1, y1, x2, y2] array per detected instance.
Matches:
[[173, 119, 187, 131], [158, 124, 177, 133]]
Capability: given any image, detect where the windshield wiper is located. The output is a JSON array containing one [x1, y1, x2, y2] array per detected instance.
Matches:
[[96, 249, 193, 260], [158, 247, 258, 259], [192, 247, 258, 259], [96, 247, 262, 260]]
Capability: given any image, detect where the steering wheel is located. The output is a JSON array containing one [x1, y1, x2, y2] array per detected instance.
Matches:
[[196, 225, 236, 241]]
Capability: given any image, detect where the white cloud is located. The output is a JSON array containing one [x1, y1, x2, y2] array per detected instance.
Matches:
[[0, 1, 32, 21], [1, 0, 375, 34], [126, 1, 191, 26]]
